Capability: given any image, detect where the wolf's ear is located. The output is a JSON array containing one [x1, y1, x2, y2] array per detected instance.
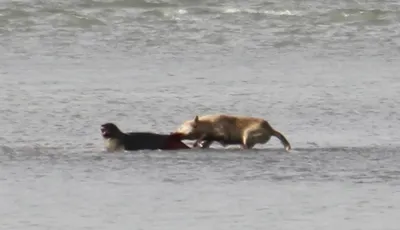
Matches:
[[194, 115, 199, 123]]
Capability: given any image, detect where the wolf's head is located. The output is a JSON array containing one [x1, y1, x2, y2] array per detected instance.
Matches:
[[173, 115, 212, 140]]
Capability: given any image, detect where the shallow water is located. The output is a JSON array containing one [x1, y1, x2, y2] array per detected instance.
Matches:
[[1, 147, 399, 230], [1, 0, 400, 229]]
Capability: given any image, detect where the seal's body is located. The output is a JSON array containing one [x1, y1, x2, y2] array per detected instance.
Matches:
[[101, 123, 190, 152]]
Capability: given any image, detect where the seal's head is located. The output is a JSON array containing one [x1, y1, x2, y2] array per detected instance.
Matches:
[[100, 123, 122, 139]]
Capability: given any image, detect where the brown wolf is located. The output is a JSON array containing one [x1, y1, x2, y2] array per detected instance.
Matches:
[[172, 114, 291, 151]]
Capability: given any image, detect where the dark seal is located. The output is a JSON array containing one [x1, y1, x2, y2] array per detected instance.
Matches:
[[100, 123, 190, 152]]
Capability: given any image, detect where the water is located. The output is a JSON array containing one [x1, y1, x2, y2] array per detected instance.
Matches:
[[1, 0, 399, 229]]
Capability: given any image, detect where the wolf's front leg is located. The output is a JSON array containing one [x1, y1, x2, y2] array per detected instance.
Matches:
[[192, 134, 207, 148], [198, 140, 213, 148]]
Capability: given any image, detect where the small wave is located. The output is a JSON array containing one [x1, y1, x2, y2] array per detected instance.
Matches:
[[77, 0, 176, 9], [0, 144, 102, 162], [291, 146, 397, 153], [0, 8, 106, 29], [162, 8, 188, 16], [0, 8, 32, 20], [0, 145, 59, 160], [223, 8, 299, 16], [321, 8, 397, 25], [138, 6, 300, 22], [37, 8, 107, 27], [56, 13, 106, 28], [139, 7, 190, 22], [147, 145, 399, 154]]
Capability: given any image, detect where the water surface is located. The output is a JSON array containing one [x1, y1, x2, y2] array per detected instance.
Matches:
[[1, 0, 399, 229]]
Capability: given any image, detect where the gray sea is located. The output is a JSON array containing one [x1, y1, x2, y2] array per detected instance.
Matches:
[[1, 0, 399, 229]]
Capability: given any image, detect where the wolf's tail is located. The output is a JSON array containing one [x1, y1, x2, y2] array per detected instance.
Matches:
[[272, 130, 291, 151]]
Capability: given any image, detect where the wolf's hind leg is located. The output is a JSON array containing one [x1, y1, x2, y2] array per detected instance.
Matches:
[[241, 129, 256, 149], [242, 128, 268, 149]]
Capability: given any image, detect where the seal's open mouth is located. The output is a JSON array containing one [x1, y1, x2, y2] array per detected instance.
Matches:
[[101, 127, 110, 138]]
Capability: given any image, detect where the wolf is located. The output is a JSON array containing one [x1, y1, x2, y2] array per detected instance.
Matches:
[[172, 114, 291, 151]]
